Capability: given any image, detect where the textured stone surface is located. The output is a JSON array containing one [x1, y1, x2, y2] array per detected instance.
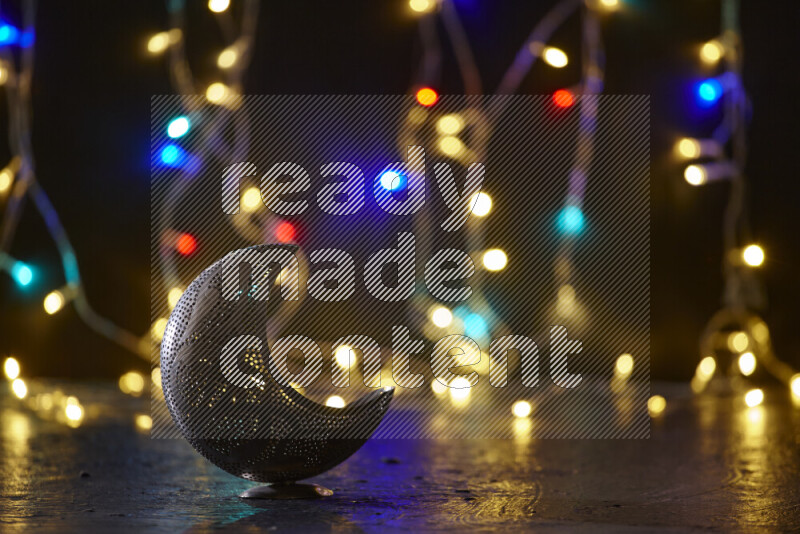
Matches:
[[1, 381, 799, 532]]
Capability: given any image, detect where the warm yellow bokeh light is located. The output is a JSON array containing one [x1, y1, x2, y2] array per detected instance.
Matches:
[[482, 249, 508, 271], [4, 357, 20, 380], [727, 331, 749, 353], [431, 379, 448, 395], [206, 82, 229, 103], [43, 290, 65, 315], [512, 400, 532, 418], [469, 192, 492, 217], [151, 317, 168, 342], [790, 374, 800, 397], [65, 402, 83, 422], [409, 0, 435, 13], [449, 377, 472, 400], [744, 388, 764, 407], [558, 284, 576, 305], [439, 136, 465, 156], [676, 138, 700, 159], [684, 164, 706, 186], [431, 306, 453, 328], [598, 0, 620, 10], [700, 40, 724, 64], [11, 378, 27, 399], [151, 367, 162, 389], [615, 353, 634, 377], [119, 371, 146, 396], [738, 352, 756, 376], [217, 47, 238, 69], [697, 356, 716, 380], [334, 345, 355, 369], [241, 187, 262, 212], [742, 244, 764, 267], [0, 168, 12, 193], [208, 0, 230, 13], [135, 414, 153, 431], [0, 65, 8, 86], [647, 395, 666, 417], [147, 32, 170, 54], [167, 287, 183, 309], [436, 114, 464, 135], [542, 46, 568, 68], [325, 395, 346, 408]]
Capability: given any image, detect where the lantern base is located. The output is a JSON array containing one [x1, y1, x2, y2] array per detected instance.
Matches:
[[239, 482, 334, 500]]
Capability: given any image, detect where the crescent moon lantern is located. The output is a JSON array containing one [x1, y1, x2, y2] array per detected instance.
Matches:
[[160, 244, 394, 496]]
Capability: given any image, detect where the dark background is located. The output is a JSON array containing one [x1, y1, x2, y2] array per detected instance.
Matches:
[[0, 0, 797, 380]]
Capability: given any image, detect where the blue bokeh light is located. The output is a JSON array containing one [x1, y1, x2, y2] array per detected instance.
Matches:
[[463, 313, 488, 339], [696, 78, 723, 106], [380, 171, 406, 191], [557, 205, 585, 235], [167, 117, 190, 138], [11, 261, 33, 287], [160, 144, 186, 167], [0, 23, 19, 46]]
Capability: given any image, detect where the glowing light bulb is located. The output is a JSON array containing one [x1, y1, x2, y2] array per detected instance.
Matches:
[[217, 47, 238, 69], [439, 136, 465, 156], [167, 287, 183, 309], [11, 378, 27, 399], [409, 0, 435, 13], [790, 374, 800, 397], [436, 114, 464, 135], [416, 87, 438, 107], [615, 353, 634, 378], [151, 317, 168, 342], [700, 40, 724, 64], [325, 395, 346, 408], [208, 0, 230, 13], [206, 82, 229, 103], [676, 138, 701, 159], [167, 116, 190, 138], [431, 306, 453, 328], [542, 47, 568, 68], [380, 171, 406, 191], [742, 245, 764, 267], [449, 377, 472, 400], [469, 192, 492, 217], [684, 164, 706, 186], [697, 356, 716, 380], [738, 352, 756, 376], [4, 357, 20, 380], [11, 261, 33, 287], [556, 205, 585, 235], [482, 249, 508, 271], [727, 331, 749, 353], [275, 221, 295, 243], [334, 345, 355, 369], [43, 290, 65, 315], [512, 400, 532, 418], [744, 388, 763, 407], [697, 78, 723, 105], [647, 395, 666, 417], [241, 186, 262, 212], [552, 89, 574, 108]]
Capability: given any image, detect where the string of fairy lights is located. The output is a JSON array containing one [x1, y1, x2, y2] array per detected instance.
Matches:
[[2, 0, 798, 434]]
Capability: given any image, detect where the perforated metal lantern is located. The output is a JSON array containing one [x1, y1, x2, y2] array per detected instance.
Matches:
[[161, 244, 394, 483]]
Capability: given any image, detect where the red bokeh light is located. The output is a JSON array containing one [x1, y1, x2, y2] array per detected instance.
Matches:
[[552, 89, 574, 108], [275, 222, 296, 243], [415, 87, 438, 107], [176, 233, 197, 256]]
